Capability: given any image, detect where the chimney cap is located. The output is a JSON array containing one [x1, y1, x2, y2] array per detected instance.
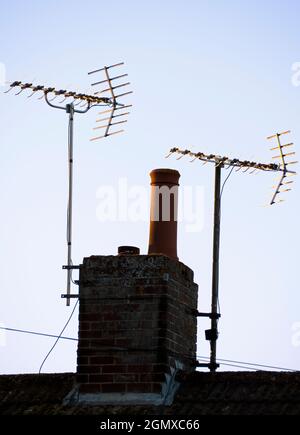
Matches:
[[150, 168, 180, 186], [118, 246, 140, 256]]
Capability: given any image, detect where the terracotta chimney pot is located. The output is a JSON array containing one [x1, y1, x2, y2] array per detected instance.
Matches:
[[148, 169, 180, 260]]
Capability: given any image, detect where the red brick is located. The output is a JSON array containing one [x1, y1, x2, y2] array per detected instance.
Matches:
[[102, 365, 127, 374], [113, 373, 139, 383], [140, 304, 157, 312], [144, 286, 167, 295], [119, 304, 140, 312], [99, 330, 118, 338], [90, 322, 107, 330], [78, 348, 92, 356], [78, 339, 90, 348], [127, 365, 153, 373], [79, 384, 101, 394], [89, 356, 114, 365], [103, 313, 120, 321], [81, 330, 103, 339], [152, 364, 169, 373], [77, 356, 89, 365], [77, 374, 89, 383], [79, 313, 103, 322], [79, 330, 94, 339], [80, 322, 90, 331], [78, 365, 101, 374], [115, 338, 130, 347], [140, 321, 154, 329], [89, 338, 115, 347], [89, 374, 114, 383], [140, 373, 165, 382]]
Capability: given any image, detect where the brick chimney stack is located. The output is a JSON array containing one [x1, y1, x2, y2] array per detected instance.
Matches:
[[73, 169, 198, 406]]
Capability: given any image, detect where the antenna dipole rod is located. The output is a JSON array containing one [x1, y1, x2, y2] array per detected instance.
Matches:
[[66, 103, 74, 307], [276, 133, 287, 170], [210, 163, 222, 372]]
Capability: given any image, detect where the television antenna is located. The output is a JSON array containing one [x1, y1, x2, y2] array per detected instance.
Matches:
[[4, 62, 132, 306], [166, 131, 297, 372]]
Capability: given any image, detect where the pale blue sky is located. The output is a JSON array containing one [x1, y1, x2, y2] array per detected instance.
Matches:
[[0, 0, 299, 373]]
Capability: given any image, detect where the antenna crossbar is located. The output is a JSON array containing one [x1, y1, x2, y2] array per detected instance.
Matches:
[[167, 147, 296, 174], [6, 81, 115, 106]]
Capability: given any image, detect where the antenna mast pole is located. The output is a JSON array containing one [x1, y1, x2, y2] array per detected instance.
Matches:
[[66, 103, 74, 307], [210, 163, 222, 372], [43, 95, 92, 306]]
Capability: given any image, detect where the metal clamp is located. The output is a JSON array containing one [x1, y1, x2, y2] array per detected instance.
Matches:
[[61, 294, 79, 299], [62, 265, 81, 270], [195, 311, 221, 320], [196, 361, 220, 370]]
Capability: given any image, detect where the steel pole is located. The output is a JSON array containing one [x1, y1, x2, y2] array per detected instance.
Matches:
[[66, 103, 74, 307], [210, 164, 222, 372]]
